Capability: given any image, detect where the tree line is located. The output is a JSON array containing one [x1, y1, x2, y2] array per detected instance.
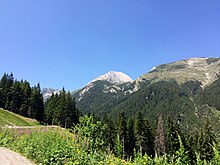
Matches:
[[81, 111, 217, 164], [0, 73, 44, 121], [0, 73, 79, 128]]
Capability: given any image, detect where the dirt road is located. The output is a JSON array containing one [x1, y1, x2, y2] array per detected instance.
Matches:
[[0, 147, 35, 165]]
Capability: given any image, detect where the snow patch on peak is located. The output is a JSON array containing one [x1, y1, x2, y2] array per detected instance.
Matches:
[[90, 71, 133, 84], [150, 66, 156, 71]]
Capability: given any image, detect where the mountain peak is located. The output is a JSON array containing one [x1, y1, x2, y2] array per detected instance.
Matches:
[[90, 71, 133, 84]]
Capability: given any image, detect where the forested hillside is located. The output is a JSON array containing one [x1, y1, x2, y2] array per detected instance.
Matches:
[[0, 73, 79, 128]]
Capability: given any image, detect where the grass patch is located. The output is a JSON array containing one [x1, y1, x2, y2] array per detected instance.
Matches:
[[0, 109, 40, 126]]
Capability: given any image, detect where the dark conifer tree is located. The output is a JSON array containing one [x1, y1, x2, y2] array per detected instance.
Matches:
[[0, 73, 8, 108], [10, 81, 23, 114], [44, 93, 54, 125], [184, 134, 197, 163], [155, 113, 166, 156], [198, 120, 217, 161], [127, 118, 135, 158], [65, 92, 79, 128], [20, 81, 31, 117], [28, 84, 44, 121], [0, 73, 14, 109], [166, 118, 180, 155], [134, 112, 144, 155], [143, 119, 155, 157], [117, 110, 127, 159], [134, 112, 155, 157], [103, 114, 116, 151]]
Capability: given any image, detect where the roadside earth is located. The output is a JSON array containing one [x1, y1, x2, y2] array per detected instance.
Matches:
[[0, 147, 35, 165]]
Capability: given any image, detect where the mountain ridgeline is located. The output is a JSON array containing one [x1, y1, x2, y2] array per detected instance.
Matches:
[[74, 58, 220, 132]]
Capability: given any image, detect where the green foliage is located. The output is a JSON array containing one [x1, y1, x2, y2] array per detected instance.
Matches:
[[114, 134, 123, 158], [73, 115, 108, 152], [0, 128, 107, 165], [174, 135, 190, 164], [0, 119, 219, 164]]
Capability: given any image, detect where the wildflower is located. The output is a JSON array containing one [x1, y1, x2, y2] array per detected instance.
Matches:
[[28, 129, 32, 135], [19, 129, 23, 136], [72, 134, 77, 140], [44, 127, 48, 133]]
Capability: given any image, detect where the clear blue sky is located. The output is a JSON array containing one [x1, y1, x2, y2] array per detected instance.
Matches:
[[0, 0, 220, 91]]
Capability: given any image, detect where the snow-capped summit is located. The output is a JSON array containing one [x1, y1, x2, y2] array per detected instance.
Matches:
[[90, 71, 133, 84]]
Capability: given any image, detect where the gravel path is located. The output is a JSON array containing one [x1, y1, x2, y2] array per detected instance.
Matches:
[[0, 147, 35, 165]]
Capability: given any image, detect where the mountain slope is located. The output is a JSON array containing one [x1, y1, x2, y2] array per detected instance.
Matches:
[[75, 71, 133, 114], [74, 57, 220, 133], [135, 57, 220, 90], [111, 80, 220, 131], [0, 108, 40, 126]]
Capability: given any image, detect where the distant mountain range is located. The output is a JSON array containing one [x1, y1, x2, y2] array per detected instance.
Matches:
[[41, 88, 60, 101], [43, 57, 220, 133]]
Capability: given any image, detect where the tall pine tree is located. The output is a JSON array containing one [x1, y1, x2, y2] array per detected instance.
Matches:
[[155, 113, 166, 156], [166, 117, 180, 155], [117, 110, 127, 159], [127, 118, 135, 158], [134, 112, 154, 157], [28, 83, 44, 121]]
